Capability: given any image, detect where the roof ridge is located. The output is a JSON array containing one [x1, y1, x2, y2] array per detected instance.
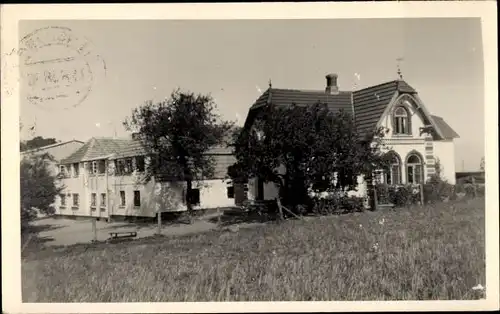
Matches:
[[354, 80, 399, 93], [92, 136, 131, 141], [270, 87, 352, 94], [20, 139, 84, 153]]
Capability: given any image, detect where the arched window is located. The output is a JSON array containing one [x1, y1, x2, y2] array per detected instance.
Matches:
[[385, 152, 402, 185], [393, 106, 411, 135], [406, 153, 423, 184]]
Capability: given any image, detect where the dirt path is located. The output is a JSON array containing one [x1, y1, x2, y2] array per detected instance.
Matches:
[[28, 216, 220, 247]]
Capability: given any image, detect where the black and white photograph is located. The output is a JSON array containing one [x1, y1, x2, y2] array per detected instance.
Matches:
[[2, 2, 498, 313]]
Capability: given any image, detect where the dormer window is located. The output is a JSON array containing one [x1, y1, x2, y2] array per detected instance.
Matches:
[[393, 106, 411, 135], [73, 163, 79, 177]]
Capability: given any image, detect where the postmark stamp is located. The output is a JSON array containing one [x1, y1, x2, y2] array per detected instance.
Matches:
[[15, 26, 106, 111]]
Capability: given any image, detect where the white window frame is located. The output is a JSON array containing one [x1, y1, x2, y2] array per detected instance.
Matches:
[[406, 154, 423, 185], [100, 193, 106, 207], [120, 191, 126, 207]]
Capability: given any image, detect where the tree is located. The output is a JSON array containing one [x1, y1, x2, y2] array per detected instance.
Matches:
[[233, 103, 388, 213], [20, 136, 58, 152], [123, 89, 233, 220], [20, 153, 63, 231]]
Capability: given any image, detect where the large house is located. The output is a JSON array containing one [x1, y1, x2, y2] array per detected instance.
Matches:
[[242, 74, 460, 201], [55, 137, 240, 220]]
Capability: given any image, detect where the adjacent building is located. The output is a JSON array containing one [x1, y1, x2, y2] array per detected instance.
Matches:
[[55, 137, 240, 220], [20, 139, 85, 176]]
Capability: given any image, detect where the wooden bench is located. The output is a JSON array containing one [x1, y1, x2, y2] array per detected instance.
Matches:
[[108, 231, 137, 240]]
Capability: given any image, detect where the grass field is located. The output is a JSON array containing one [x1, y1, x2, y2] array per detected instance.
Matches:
[[22, 197, 485, 302]]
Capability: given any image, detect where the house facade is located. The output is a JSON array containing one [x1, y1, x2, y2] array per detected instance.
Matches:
[[242, 74, 460, 201], [55, 137, 239, 220], [20, 139, 85, 176], [20, 140, 85, 217]]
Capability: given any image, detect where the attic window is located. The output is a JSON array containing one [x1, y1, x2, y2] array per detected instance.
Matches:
[[135, 156, 145, 172], [393, 106, 411, 135], [97, 160, 106, 174]]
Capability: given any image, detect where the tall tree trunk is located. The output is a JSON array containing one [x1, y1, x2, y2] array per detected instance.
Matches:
[[186, 179, 193, 224]]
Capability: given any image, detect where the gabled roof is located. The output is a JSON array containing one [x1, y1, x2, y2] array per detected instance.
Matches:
[[431, 115, 460, 139], [352, 80, 418, 137], [20, 139, 84, 154], [60, 137, 233, 164], [61, 138, 137, 164], [251, 88, 353, 113], [244, 78, 459, 140], [21, 139, 85, 162]]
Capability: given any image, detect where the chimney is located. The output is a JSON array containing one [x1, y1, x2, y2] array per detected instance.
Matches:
[[325, 73, 339, 95]]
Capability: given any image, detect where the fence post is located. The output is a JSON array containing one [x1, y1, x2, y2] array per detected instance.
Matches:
[[372, 179, 378, 211], [92, 218, 97, 242], [471, 176, 477, 198], [157, 211, 162, 235], [276, 197, 284, 221], [420, 183, 425, 206]]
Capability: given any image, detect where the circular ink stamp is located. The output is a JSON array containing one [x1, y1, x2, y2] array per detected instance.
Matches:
[[17, 26, 106, 111]]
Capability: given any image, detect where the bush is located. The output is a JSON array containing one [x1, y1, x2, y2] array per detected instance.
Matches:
[[477, 184, 485, 196], [455, 183, 485, 198], [423, 175, 455, 204], [311, 193, 365, 215], [375, 184, 421, 207]]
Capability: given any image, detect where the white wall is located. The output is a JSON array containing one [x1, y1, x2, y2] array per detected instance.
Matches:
[[247, 178, 257, 201], [56, 166, 236, 218], [193, 179, 235, 209], [433, 140, 456, 184], [378, 95, 434, 184], [379, 141, 428, 184], [263, 182, 279, 200], [246, 177, 280, 201], [379, 97, 428, 140]]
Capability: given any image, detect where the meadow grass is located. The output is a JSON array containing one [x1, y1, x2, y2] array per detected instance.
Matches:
[[22, 197, 485, 302]]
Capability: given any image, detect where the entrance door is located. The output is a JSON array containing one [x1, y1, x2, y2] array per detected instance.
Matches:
[[257, 178, 264, 201], [234, 183, 248, 205]]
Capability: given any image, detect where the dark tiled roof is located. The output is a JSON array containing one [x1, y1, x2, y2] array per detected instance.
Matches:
[[245, 80, 460, 141], [431, 115, 460, 139], [61, 138, 136, 164], [251, 88, 353, 114], [353, 81, 401, 137], [61, 137, 233, 164]]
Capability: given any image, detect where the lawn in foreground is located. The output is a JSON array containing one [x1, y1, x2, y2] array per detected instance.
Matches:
[[22, 198, 485, 302]]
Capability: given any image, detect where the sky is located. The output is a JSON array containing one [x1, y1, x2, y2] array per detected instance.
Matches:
[[19, 18, 484, 171]]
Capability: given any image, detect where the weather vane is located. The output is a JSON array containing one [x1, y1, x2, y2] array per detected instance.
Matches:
[[396, 57, 404, 80], [268, 79, 272, 88]]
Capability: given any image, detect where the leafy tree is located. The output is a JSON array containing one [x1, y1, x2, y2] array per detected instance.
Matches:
[[20, 153, 63, 231], [124, 89, 233, 219], [233, 103, 388, 213], [20, 136, 58, 152]]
